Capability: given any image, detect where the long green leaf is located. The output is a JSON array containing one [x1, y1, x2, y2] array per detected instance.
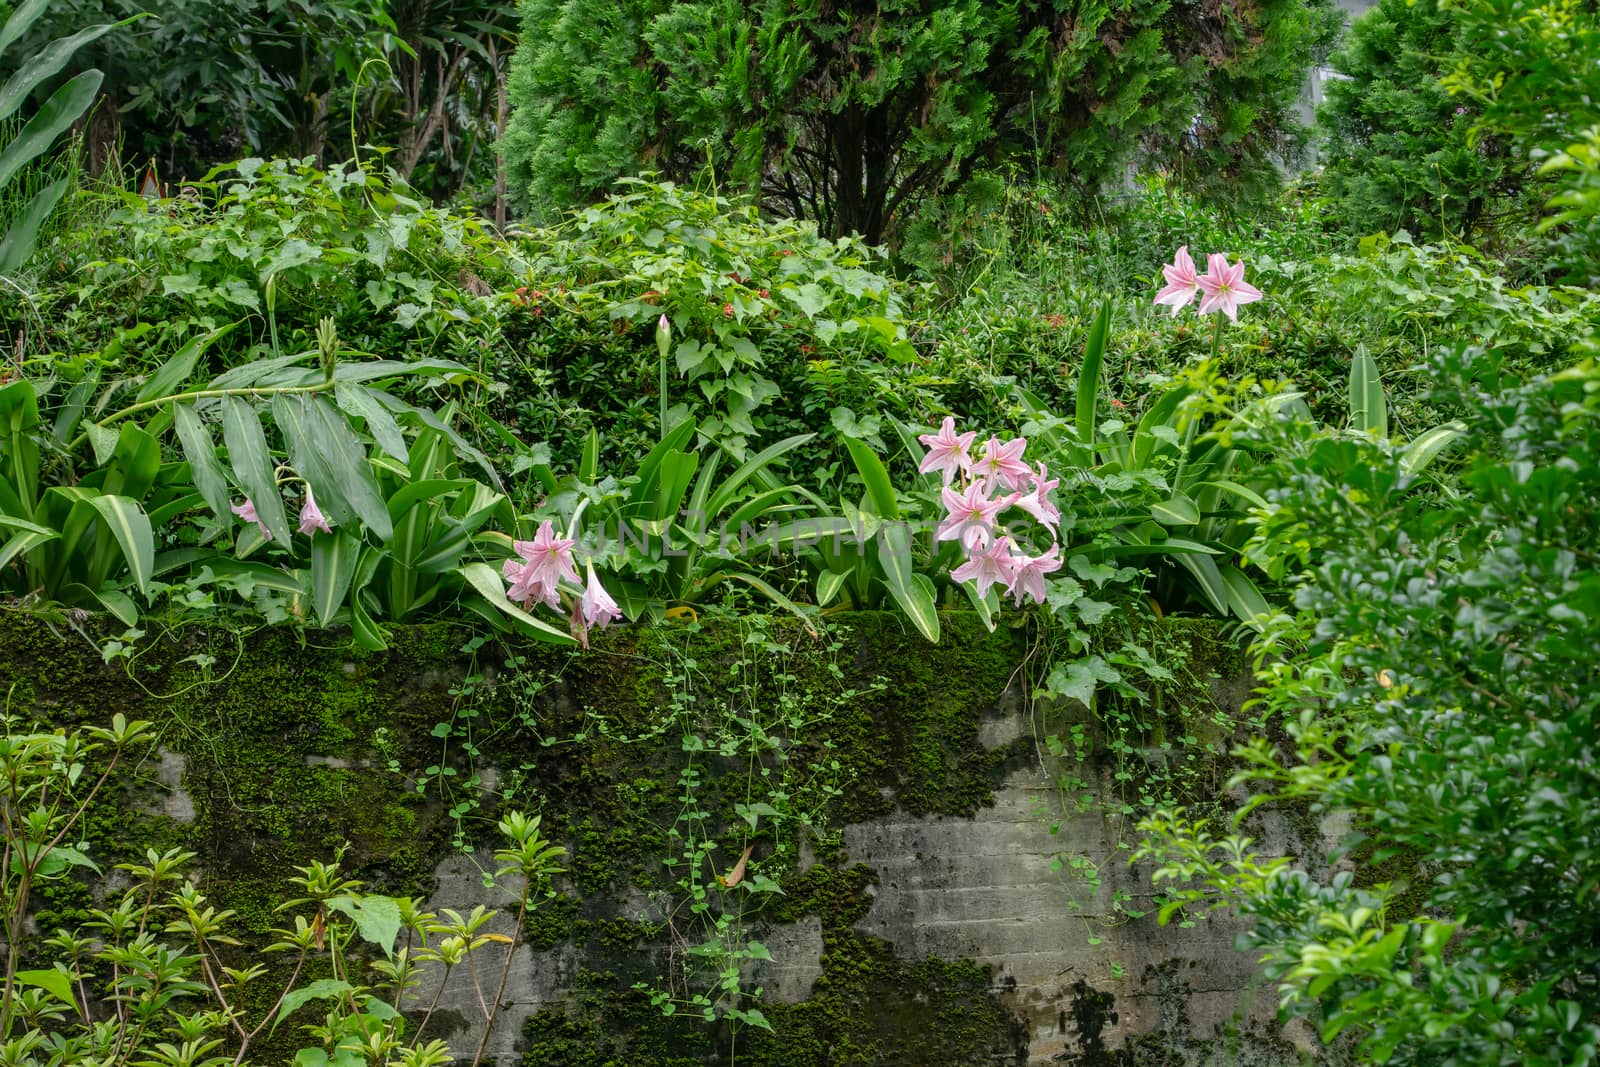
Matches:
[[628, 419, 696, 504], [723, 487, 800, 533], [0, 379, 40, 516], [1218, 563, 1272, 628], [816, 568, 849, 607], [369, 391, 502, 491], [221, 397, 290, 543], [708, 571, 818, 633], [311, 531, 361, 626], [0, 0, 53, 57], [101, 423, 161, 501], [207, 351, 312, 391], [0, 69, 101, 188], [1075, 299, 1112, 450], [409, 523, 475, 574], [1401, 422, 1465, 476], [1150, 491, 1201, 527], [652, 450, 698, 522], [387, 479, 471, 522], [84, 494, 152, 598], [1129, 386, 1192, 472], [203, 558, 307, 597], [0, 516, 55, 572], [1173, 552, 1229, 616], [331, 358, 473, 385], [172, 403, 231, 521], [841, 437, 899, 520], [1348, 346, 1388, 438], [144, 491, 204, 528], [1100, 536, 1221, 557], [1196, 479, 1268, 511], [334, 383, 408, 463], [57, 582, 136, 625], [0, 21, 121, 122], [457, 562, 577, 644], [959, 579, 998, 633], [0, 176, 66, 274], [704, 432, 814, 517], [275, 394, 392, 540], [580, 426, 600, 483], [876, 521, 938, 642], [137, 324, 237, 403], [307, 395, 393, 540]]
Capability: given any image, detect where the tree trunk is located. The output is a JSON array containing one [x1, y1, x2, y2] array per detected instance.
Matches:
[[85, 91, 121, 180]]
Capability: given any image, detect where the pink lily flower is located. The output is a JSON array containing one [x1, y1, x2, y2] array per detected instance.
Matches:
[[1007, 544, 1062, 606], [231, 498, 272, 541], [973, 436, 1031, 492], [1153, 246, 1200, 315], [937, 481, 1006, 551], [297, 486, 332, 536], [514, 520, 580, 589], [579, 561, 622, 629], [1195, 254, 1263, 322], [570, 561, 623, 648], [1006, 462, 1061, 532], [952, 535, 1020, 600], [917, 416, 977, 484], [504, 559, 560, 612]]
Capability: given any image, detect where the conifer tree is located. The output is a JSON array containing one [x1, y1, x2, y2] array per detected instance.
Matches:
[[502, 0, 1340, 243]]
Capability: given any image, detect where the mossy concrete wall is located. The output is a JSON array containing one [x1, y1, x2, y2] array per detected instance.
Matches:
[[2, 613, 1327, 1066]]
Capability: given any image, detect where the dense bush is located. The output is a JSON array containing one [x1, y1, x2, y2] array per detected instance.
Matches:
[[1444, 0, 1600, 283], [1140, 348, 1600, 1065], [502, 0, 1341, 243]]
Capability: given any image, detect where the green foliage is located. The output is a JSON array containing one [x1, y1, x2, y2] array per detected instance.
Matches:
[[0, 709, 565, 1066], [527, 417, 822, 624], [6, 1, 514, 200], [503, 0, 1340, 243], [0, 308, 583, 645], [1317, 0, 1527, 242], [1442, 0, 1600, 281], [0, 0, 122, 275], [10, 156, 516, 385], [1137, 350, 1600, 1065], [500, 179, 915, 464]]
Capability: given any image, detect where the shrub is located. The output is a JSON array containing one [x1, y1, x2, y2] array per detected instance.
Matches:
[[1138, 348, 1600, 1066]]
